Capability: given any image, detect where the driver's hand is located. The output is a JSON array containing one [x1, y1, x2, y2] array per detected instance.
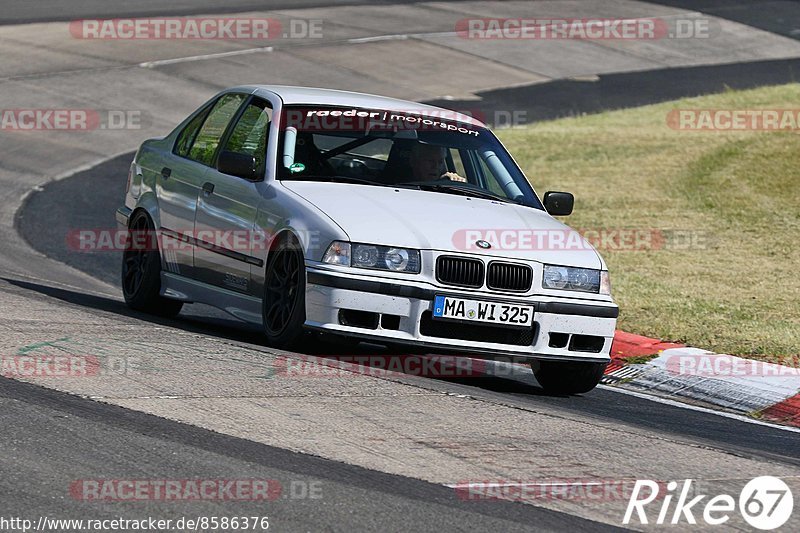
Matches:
[[441, 171, 467, 183]]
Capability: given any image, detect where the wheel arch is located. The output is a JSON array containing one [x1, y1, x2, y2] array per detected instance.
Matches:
[[127, 201, 164, 271], [265, 228, 304, 267], [129, 191, 161, 230]]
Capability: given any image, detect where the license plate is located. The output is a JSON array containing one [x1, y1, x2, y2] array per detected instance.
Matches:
[[432, 295, 534, 327]]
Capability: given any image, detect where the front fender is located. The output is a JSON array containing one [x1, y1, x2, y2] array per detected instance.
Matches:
[[250, 182, 349, 295], [131, 191, 161, 230]]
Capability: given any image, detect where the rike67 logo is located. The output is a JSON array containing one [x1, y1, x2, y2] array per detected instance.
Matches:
[[624, 476, 793, 529]]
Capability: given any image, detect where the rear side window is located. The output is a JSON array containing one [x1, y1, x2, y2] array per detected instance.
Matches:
[[186, 93, 246, 166]]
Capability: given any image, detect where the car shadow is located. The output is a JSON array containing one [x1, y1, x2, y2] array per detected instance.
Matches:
[[3, 277, 267, 346], [4, 276, 553, 396]]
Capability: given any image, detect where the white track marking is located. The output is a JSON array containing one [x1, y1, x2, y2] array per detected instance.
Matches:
[[345, 31, 455, 44], [139, 46, 274, 68]]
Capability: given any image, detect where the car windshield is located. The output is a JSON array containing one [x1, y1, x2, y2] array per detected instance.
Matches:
[[278, 105, 543, 209]]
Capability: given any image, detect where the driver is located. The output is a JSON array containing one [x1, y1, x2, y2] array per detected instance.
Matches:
[[409, 142, 467, 182]]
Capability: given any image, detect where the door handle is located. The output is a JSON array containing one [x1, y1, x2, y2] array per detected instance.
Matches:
[[161, 167, 171, 179], [202, 182, 215, 195]]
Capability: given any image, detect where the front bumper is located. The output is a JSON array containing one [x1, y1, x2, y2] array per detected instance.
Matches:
[[304, 265, 617, 363]]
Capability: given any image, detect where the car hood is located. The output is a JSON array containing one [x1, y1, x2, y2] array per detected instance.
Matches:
[[282, 181, 603, 269]]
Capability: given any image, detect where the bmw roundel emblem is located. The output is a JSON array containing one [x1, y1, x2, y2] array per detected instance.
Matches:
[[476, 240, 491, 249]]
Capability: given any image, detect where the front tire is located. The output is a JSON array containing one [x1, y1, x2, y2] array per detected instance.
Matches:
[[121, 210, 183, 317], [262, 239, 306, 349], [532, 360, 607, 395]]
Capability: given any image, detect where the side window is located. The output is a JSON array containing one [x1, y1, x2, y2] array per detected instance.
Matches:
[[187, 93, 246, 166], [220, 99, 272, 175]]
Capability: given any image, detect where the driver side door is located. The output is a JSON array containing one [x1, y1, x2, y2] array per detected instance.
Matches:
[[193, 96, 273, 295]]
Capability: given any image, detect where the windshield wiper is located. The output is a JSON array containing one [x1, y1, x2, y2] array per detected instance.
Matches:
[[395, 181, 515, 203]]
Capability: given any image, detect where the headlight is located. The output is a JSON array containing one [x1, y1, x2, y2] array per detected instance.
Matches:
[[322, 241, 420, 274], [542, 265, 603, 293]]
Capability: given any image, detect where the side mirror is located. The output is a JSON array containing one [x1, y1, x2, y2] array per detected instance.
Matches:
[[218, 151, 258, 181], [543, 191, 574, 216]]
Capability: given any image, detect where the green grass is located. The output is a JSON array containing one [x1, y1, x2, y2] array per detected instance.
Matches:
[[497, 84, 800, 360]]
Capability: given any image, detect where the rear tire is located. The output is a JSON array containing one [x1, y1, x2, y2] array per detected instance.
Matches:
[[532, 360, 607, 395], [262, 238, 306, 349], [121, 210, 183, 318]]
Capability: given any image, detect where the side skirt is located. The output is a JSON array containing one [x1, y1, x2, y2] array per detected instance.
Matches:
[[161, 272, 263, 325]]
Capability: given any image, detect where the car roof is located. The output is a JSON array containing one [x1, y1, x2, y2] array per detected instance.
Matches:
[[230, 85, 486, 127]]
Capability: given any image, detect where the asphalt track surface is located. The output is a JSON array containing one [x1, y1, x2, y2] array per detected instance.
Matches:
[[0, 0, 439, 26], [6, 0, 800, 531], [1, 375, 616, 532], [16, 155, 800, 465]]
